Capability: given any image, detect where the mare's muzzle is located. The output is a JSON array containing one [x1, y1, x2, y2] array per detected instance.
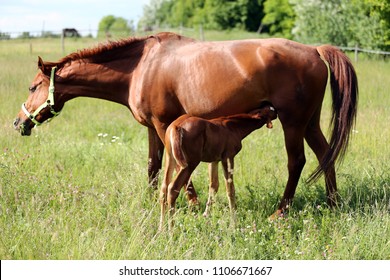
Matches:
[[13, 117, 33, 136]]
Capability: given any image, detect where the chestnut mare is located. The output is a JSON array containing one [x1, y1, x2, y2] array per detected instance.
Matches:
[[13, 32, 358, 217]]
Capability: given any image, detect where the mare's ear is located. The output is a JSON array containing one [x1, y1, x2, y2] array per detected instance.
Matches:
[[37, 56, 51, 76], [37, 56, 45, 71]]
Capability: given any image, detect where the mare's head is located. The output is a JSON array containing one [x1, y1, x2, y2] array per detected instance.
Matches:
[[13, 57, 63, 136]]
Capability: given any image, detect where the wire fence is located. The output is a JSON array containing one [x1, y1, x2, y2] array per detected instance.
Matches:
[[337, 45, 390, 61], [0, 29, 96, 39], [1, 28, 389, 61]]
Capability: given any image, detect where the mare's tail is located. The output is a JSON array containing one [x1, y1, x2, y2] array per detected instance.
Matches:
[[310, 45, 359, 182]]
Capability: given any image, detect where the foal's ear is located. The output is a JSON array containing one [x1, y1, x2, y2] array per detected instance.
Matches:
[[252, 111, 264, 119], [37, 56, 51, 76]]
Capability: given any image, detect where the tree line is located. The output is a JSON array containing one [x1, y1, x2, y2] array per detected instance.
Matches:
[[137, 0, 390, 51]]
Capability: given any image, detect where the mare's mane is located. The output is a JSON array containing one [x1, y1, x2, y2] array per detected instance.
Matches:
[[54, 36, 151, 67], [43, 32, 192, 69]]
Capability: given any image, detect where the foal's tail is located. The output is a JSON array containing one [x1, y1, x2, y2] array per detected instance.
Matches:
[[310, 45, 359, 182], [170, 126, 188, 168]]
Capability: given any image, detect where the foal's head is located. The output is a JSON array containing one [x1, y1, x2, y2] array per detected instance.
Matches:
[[250, 104, 278, 128]]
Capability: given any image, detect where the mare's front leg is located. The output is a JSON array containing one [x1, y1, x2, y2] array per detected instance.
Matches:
[[203, 162, 219, 217], [222, 158, 237, 224], [148, 128, 164, 189]]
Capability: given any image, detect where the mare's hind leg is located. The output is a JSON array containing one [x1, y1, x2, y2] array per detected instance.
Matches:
[[272, 126, 306, 219], [204, 162, 219, 217], [304, 113, 337, 207]]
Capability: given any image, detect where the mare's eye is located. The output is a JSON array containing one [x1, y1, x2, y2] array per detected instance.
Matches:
[[29, 81, 42, 93], [29, 85, 37, 93]]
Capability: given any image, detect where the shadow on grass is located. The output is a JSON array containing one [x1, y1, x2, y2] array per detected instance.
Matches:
[[238, 165, 389, 218], [338, 169, 389, 213]]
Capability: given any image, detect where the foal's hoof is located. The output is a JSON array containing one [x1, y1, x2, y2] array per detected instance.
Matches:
[[188, 198, 201, 211], [188, 197, 199, 206], [268, 209, 285, 221]]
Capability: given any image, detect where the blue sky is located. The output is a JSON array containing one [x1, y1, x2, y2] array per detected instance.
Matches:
[[0, 0, 149, 36]]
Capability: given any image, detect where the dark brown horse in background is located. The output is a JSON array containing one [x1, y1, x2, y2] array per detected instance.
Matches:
[[13, 32, 358, 217]]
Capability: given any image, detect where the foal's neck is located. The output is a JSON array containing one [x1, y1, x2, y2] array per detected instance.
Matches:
[[224, 116, 265, 140]]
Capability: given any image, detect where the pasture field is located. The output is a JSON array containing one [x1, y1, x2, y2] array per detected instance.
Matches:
[[0, 33, 389, 260]]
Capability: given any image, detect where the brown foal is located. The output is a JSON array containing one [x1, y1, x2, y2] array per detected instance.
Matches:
[[159, 105, 277, 230]]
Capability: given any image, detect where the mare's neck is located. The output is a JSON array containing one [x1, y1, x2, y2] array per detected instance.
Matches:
[[56, 61, 131, 107]]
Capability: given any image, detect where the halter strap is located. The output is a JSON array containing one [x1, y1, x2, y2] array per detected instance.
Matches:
[[22, 66, 61, 126]]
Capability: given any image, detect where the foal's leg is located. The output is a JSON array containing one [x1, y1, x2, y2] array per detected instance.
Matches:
[[149, 127, 198, 205], [272, 126, 306, 219], [221, 158, 237, 223], [159, 152, 176, 231], [304, 112, 337, 207], [185, 181, 199, 206], [167, 165, 196, 231], [203, 162, 219, 217]]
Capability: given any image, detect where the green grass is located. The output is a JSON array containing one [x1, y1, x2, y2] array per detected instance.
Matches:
[[0, 34, 389, 260]]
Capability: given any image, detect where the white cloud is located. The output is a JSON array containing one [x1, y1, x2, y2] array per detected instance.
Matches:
[[0, 0, 148, 34]]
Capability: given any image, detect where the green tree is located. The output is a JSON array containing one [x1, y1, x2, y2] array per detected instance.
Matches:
[[98, 15, 133, 38], [139, 0, 264, 32], [168, 0, 197, 26], [138, 0, 174, 29], [291, 0, 387, 50], [245, 0, 265, 32], [201, 0, 264, 31], [365, 0, 390, 50], [261, 0, 295, 38], [98, 15, 116, 34]]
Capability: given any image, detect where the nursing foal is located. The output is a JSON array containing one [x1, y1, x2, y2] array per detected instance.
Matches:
[[160, 105, 277, 230]]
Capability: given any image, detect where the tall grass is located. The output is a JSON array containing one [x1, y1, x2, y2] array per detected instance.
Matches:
[[0, 35, 389, 260]]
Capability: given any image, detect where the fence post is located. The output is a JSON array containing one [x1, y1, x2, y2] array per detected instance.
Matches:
[[354, 44, 358, 62], [61, 31, 65, 54], [199, 24, 204, 41]]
